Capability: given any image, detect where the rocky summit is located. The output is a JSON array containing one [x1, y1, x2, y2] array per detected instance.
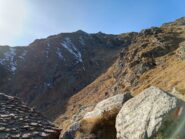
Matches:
[[0, 93, 60, 139]]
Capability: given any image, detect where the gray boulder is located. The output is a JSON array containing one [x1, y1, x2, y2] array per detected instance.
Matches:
[[78, 92, 132, 139], [116, 86, 185, 139], [83, 92, 132, 120]]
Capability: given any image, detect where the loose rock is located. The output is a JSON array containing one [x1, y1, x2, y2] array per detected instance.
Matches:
[[0, 93, 60, 139]]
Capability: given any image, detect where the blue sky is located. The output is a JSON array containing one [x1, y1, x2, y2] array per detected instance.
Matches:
[[0, 0, 185, 46]]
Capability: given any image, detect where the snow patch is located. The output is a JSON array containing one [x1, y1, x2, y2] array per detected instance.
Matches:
[[61, 37, 83, 62], [18, 50, 27, 60], [56, 47, 65, 60], [79, 36, 85, 45], [47, 43, 50, 47], [45, 43, 51, 58], [0, 47, 17, 72]]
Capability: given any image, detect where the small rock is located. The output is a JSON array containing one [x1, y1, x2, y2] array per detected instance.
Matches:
[[22, 133, 31, 138], [0, 127, 5, 131], [40, 132, 48, 137], [0, 93, 60, 139], [30, 122, 38, 126]]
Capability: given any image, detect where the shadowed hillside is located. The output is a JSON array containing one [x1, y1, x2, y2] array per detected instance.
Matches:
[[0, 30, 136, 120]]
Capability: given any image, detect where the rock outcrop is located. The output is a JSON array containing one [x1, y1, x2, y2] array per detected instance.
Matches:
[[110, 21, 184, 94], [0, 93, 60, 139], [176, 41, 185, 60], [116, 86, 185, 139]]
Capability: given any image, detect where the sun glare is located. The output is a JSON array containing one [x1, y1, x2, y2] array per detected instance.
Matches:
[[0, 0, 28, 45]]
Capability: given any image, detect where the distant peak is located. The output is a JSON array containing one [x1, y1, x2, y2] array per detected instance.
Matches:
[[75, 30, 87, 34], [97, 31, 105, 34], [162, 16, 185, 26], [96, 31, 108, 36], [175, 17, 185, 23]]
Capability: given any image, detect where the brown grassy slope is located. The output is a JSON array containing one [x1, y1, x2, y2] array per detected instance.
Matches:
[[55, 18, 185, 132], [54, 61, 119, 131], [129, 24, 185, 97], [132, 52, 185, 98]]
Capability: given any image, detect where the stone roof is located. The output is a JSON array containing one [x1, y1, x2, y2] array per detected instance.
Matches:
[[0, 93, 60, 139]]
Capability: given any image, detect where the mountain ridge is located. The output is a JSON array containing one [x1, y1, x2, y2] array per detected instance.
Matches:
[[0, 30, 135, 120]]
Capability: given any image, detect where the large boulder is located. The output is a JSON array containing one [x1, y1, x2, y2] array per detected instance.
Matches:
[[116, 86, 185, 139], [61, 92, 132, 139], [78, 92, 132, 139], [83, 92, 132, 120]]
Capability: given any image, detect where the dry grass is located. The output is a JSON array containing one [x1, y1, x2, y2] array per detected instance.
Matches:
[[78, 108, 119, 139], [55, 25, 185, 138], [55, 43, 185, 135], [132, 54, 185, 99], [131, 26, 185, 98], [54, 63, 118, 132]]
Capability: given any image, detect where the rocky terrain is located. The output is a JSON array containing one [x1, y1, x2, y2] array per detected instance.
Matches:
[[0, 93, 60, 138], [116, 86, 185, 139], [1, 17, 185, 138], [58, 86, 185, 139], [55, 17, 185, 138]]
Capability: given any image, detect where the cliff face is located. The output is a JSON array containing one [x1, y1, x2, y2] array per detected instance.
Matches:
[[0, 30, 135, 120]]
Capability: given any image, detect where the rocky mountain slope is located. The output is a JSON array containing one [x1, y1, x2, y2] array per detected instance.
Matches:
[[0, 30, 135, 120], [1, 17, 185, 138], [55, 17, 185, 138]]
